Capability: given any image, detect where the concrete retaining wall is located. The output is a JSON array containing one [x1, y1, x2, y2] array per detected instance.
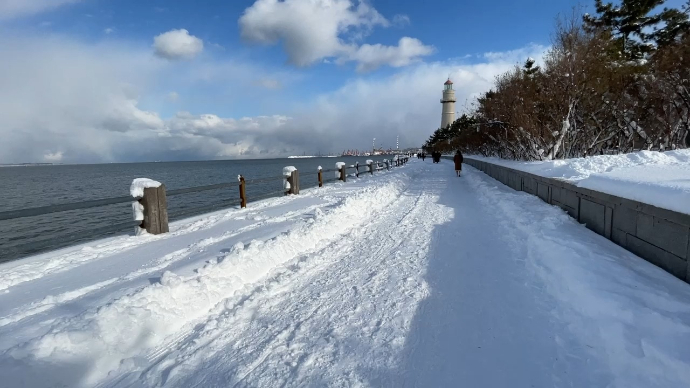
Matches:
[[459, 156, 690, 283]]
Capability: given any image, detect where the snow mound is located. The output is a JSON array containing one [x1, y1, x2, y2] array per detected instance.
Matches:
[[470, 150, 690, 214], [130, 178, 161, 198]]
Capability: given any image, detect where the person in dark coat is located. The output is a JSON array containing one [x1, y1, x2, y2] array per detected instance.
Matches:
[[453, 149, 463, 176]]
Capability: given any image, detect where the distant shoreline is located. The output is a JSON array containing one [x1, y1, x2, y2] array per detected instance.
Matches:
[[287, 155, 337, 159], [0, 163, 61, 167], [0, 154, 416, 167]]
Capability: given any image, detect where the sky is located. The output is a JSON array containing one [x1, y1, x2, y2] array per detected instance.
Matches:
[[0, 0, 684, 163]]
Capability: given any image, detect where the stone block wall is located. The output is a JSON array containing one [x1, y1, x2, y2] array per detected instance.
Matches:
[[461, 157, 690, 283]]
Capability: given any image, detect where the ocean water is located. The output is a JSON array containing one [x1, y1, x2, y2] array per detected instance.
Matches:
[[0, 156, 381, 263]]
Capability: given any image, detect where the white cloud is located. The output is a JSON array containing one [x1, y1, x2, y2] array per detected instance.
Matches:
[[43, 151, 63, 162], [392, 14, 410, 26], [256, 78, 282, 89], [153, 29, 204, 60], [238, 0, 432, 71], [344, 37, 435, 72], [0, 33, 167, 163], [168, 91, 179, 102], [0, 28, 548, 163], [278, 43, 550, 153], [0, 0, 83, 20], [104, 28, 114, 34]]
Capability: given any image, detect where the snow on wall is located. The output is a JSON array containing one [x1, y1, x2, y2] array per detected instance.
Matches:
[[130, 178, 162, 198], [469, 150, 690, 215]]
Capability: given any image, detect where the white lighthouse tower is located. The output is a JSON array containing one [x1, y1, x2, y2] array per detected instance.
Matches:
[[440, 78, 456, 129]]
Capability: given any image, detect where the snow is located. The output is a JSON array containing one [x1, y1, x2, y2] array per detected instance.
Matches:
[[1, 160, 690, 387], [365, 159, 374, 171], [335, 161, 346, 178], [131, 201, 144, 221], [282, 166, 296, 190], [469, 150, 690, 214], [130, 178, 162, 198]]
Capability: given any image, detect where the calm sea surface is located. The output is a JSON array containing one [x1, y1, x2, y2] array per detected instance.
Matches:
[[0, 156, 381, 263]]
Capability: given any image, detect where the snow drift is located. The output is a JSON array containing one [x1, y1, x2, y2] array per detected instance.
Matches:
[[469, 150, 690, 214]]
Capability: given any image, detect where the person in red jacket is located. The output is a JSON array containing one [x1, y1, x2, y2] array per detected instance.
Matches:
[[453, 150, 463, 177]]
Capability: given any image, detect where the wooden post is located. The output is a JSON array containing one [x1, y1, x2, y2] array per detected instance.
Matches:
[[140, 185, 169, 234], [355, 162, 359, 177], [239, 175, 247, 208], [318, 169, 323, 187], [340, 165, 347, 182], [368, 162, 374, 175], [288, 170, 300, 194]]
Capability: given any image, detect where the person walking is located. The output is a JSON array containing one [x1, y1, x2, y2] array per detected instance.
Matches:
[[453, 149, 463, 176]]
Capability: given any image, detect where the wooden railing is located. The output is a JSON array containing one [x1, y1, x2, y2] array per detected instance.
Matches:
[[0, 157, 410, 259]]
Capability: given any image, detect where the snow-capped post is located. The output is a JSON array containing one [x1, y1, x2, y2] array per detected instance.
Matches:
[[317, 166, 323, 187], [238, 175, 247, 208], [366, 159, 374, 175], [336, 162, 347, 182], [131, 178, 168, 235], [283, 166, 299, 195]]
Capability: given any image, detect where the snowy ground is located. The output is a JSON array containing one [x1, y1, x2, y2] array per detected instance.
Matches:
[[1, 160, 690, 387], [469, 150, 690, 215]]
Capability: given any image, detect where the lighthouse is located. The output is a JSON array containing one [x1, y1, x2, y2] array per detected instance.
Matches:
[[440, 78, 456, 129]]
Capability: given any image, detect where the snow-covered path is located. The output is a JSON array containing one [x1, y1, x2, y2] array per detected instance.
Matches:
[[2, 160, 690, 387]]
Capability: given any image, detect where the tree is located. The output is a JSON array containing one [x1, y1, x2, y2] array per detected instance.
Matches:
[[424, 0, 689, 160], [583, 0, 690, 60]]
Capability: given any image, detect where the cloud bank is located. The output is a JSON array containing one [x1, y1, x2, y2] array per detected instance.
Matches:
[[0, 29, 546, 164], [0, 0, 83, 20]]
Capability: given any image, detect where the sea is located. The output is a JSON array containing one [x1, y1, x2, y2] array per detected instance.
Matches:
[[0, 156, 384, 264]]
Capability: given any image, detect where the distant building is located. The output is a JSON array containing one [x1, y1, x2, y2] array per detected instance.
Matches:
[[440, 78, 456, 129]]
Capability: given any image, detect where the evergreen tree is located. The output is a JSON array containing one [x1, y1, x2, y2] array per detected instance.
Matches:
[[583, 0, 690, 60]]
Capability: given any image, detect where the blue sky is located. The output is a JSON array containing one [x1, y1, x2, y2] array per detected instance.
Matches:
[[0, 0, 685, 163]]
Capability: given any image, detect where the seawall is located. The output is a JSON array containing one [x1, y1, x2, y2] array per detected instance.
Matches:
[[456, 156, 690, 284]]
